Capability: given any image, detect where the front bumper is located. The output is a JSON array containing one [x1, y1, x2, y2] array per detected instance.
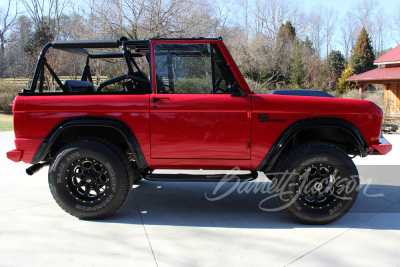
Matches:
[[371, 136, 392, 155]]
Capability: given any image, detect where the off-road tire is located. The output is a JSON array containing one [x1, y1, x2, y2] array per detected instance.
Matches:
[[274, 142, 359, 225], [48, 138, 133, 219]]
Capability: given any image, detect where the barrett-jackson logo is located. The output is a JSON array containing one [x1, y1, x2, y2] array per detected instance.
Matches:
[[258, 114, 286, 123]]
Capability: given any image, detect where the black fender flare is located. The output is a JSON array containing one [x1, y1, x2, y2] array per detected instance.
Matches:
[[256, 117, 369, 172], [31, 116, 148, 169]]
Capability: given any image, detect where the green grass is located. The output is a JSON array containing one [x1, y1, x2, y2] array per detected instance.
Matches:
[[0, 120, 13, 131]]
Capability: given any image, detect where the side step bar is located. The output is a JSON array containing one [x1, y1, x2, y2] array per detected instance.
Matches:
[[143, 171, 258, 182]]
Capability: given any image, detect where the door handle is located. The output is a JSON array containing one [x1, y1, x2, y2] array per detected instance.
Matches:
[[153, 97, 170, 103]]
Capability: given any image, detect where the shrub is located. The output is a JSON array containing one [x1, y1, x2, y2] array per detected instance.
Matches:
[[341, 89, 361, 99], [339, 89, 385, 109], [330, 91, 341, 98], [364, 90, 384, 108], [174, 78, 211, 94], [0, 81, 22, 113], [336, 65, 357, 94], [245, 78, 267, 94], [101, 73, 125, 92]]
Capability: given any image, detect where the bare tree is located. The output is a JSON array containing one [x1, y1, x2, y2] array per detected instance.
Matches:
[[21, 0, 69, 38], [352, 0, 379, 33], [214, 0, 238, 32], [141, 0, 214, 38], [347, 0, 380, 52], [89, 0, 128, 38], [253, 0, 301, 41], [340, 13, 359, 61], [0, 0, 18, 77], [0, 0, 18, 60], [392, 6, 400, 44], [323, 7, 337, 58], [308, 7, 324, 57], [374, 8, 389, 57], [91, 0, 217, 39]]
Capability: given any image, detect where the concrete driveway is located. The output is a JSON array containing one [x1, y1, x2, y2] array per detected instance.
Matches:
[[0, 131, 399, 267]]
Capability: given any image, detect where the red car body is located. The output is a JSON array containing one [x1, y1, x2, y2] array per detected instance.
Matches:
[[6, 38, 391, 170]]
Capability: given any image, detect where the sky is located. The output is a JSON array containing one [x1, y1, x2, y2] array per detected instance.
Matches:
[[302, 0, 399, 14], [302, 0, 400, 49], [2, 0, 399, 22], [1, 0, 399, 50]]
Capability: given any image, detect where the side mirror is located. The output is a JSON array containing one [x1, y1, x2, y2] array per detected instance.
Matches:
[[230, 83, 246, 97]]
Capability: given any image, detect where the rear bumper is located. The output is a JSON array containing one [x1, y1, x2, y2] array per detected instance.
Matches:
[[371, 136, 392, 155], [6, 149, 22, 162]]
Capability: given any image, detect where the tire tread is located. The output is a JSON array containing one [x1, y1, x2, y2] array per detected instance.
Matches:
[[274, 141, 358, 225], [49, 137, 133, 220]]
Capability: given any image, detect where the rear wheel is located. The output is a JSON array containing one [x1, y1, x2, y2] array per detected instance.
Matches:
[[274, 142, 359, 224], [48, 138, 133, 219]]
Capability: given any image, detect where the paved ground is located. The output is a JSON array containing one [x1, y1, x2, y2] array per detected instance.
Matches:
[[0, 131, 399, 267]]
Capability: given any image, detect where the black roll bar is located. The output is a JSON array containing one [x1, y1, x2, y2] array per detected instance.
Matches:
[[89, 52, 124, 59], [30, 42, 52, 92], [29, 39, 150, 92], [52, 39, 120, 49], [43, 58, 65, 90]]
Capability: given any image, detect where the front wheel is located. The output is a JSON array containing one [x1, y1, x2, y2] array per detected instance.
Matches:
[[48, 138, 133, 219], [274, 142, 359, 224]]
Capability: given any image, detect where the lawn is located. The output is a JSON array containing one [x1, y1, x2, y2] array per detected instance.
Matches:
[[0, 114, 13, 131]]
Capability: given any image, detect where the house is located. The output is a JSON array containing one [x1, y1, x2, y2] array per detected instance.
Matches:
[[347, 45, 400, 114]]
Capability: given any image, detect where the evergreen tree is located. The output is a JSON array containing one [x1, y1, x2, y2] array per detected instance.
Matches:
[[289, 46, 306, 89], [301, 36, 313, 50], [278, 21, 296, 41], [336, 65, 357, 94], [313, 61, 332, 92], [325, 50, 345, 90], [327, 50, 345, 76], [26, 22, 54, 55], [350, 27, 375, 74]]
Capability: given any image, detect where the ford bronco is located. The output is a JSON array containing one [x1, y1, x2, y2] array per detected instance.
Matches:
[[6, 37, 392, 224]]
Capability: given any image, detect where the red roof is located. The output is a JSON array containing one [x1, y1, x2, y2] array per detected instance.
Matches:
[[374, 45, 400, 64], [347, 67, 400, 82]]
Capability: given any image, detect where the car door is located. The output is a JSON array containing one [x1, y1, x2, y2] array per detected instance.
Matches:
[[149, 41, 252, 160]]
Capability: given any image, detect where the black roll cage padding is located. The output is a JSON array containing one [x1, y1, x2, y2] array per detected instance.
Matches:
[[39, 60, 45, 92], [123, 42, 135, 76], [128, 50, 147, 80], [81, 56, 93, 83], [30, 42, 51, 92], [90, 52, 124, 59], [96, 73, 150, 92], [52, 39, 120, 49], [36, 57, 67, 92], [88, 51, 142, 59], [126, 41, 150, 52]]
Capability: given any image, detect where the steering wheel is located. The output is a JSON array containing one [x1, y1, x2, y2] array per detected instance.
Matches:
[[213, 77, 226, 94], [156, 75, 171, 93]]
